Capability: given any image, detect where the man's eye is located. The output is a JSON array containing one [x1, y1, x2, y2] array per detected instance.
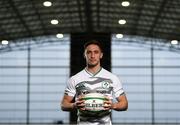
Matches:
[[94, 51, 99, 54], [87, 51, 91, 54]]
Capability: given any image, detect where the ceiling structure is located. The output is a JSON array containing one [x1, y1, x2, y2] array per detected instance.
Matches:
[[0, 0, 180, 42]]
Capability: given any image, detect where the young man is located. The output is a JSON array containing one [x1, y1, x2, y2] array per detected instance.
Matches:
[[61, 40, 128, 125]]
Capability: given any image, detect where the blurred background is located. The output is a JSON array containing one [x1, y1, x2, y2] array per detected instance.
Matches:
[[0, 0, 180, 124]]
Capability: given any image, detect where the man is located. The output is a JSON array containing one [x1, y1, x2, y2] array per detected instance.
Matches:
[[61, 40, 128, 125]]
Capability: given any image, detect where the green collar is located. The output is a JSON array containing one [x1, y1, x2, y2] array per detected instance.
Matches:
[[85, 67, 102, 77]]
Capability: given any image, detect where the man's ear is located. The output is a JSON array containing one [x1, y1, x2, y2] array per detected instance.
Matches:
[[100, 53, 103, 59], [83, 52, 86, 58]]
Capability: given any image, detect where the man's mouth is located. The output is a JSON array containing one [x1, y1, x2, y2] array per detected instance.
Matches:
[[90, 59, 96, 62]]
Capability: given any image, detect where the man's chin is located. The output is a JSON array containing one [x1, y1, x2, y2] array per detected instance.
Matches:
[[88, 63, 98, 67]]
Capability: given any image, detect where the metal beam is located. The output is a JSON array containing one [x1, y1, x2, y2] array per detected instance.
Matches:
[[76, 0, 84, 30], [85, 0, 93, 33], [97, 0, 100, 29], [132, 0, 146, 35], [30, 0, 48, 36], [148, 0, 167, 36], [7, 0, 32, 37]]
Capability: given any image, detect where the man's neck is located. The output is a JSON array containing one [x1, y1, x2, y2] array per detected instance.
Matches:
[[86, 65, 101, 75]]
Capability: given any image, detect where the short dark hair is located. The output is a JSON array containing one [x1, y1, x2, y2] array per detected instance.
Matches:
[[84, 40, 103, 52]]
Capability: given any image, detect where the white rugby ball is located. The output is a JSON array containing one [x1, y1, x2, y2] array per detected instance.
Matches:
[[81, 93, 107, 111]]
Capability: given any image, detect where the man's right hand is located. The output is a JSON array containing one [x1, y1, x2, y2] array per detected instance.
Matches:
[[74, 96, 85, 110]]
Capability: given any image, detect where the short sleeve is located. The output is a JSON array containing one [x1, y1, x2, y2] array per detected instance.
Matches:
[[113, 76, 124, 98], [64, 77, 76, 97]]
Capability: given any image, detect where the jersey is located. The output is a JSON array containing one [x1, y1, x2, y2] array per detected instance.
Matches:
[[64, 67, 125, 125]]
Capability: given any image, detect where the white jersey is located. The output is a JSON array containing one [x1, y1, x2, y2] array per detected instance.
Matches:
[[65, 67, 125, 125]]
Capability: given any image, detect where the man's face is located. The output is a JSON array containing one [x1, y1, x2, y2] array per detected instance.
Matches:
[[84, 44, 103, 67]]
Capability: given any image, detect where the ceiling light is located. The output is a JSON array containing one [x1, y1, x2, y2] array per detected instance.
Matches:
[[118, 19, 126, 25], [122, 1, 130, 7], [51, 19, 58, 25], [171, 40, 178, 45], [56, 34, 63, 38], [43, 1, 52, 7], [116, 34, 123, 39], [1, 40, 9, 45]]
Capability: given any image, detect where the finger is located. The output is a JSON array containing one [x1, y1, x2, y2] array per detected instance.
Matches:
[[104, 100, 112, 105], [78, 102, 85, 107], [76, 100, 85, 109], [104, 103, 111, 107], [77, 97, 83, 101], [77, 94, 85, 99], [103, 101, 112, 110], [77, 98, 85, 103], [79, 107, 86, 110]]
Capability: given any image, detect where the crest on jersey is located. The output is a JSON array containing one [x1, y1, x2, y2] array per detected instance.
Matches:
[[102, 81, 110, 89]]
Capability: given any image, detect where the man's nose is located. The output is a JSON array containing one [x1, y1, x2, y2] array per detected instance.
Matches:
[[91, 53, 95, 58]]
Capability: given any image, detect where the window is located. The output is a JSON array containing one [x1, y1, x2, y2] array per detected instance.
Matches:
[[111, 34, 180, 124], [0, 35, 70, 124]]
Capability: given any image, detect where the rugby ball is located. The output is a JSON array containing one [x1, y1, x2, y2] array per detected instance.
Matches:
[[82, 93, 107, 111], [79, 93, 110, 116]]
